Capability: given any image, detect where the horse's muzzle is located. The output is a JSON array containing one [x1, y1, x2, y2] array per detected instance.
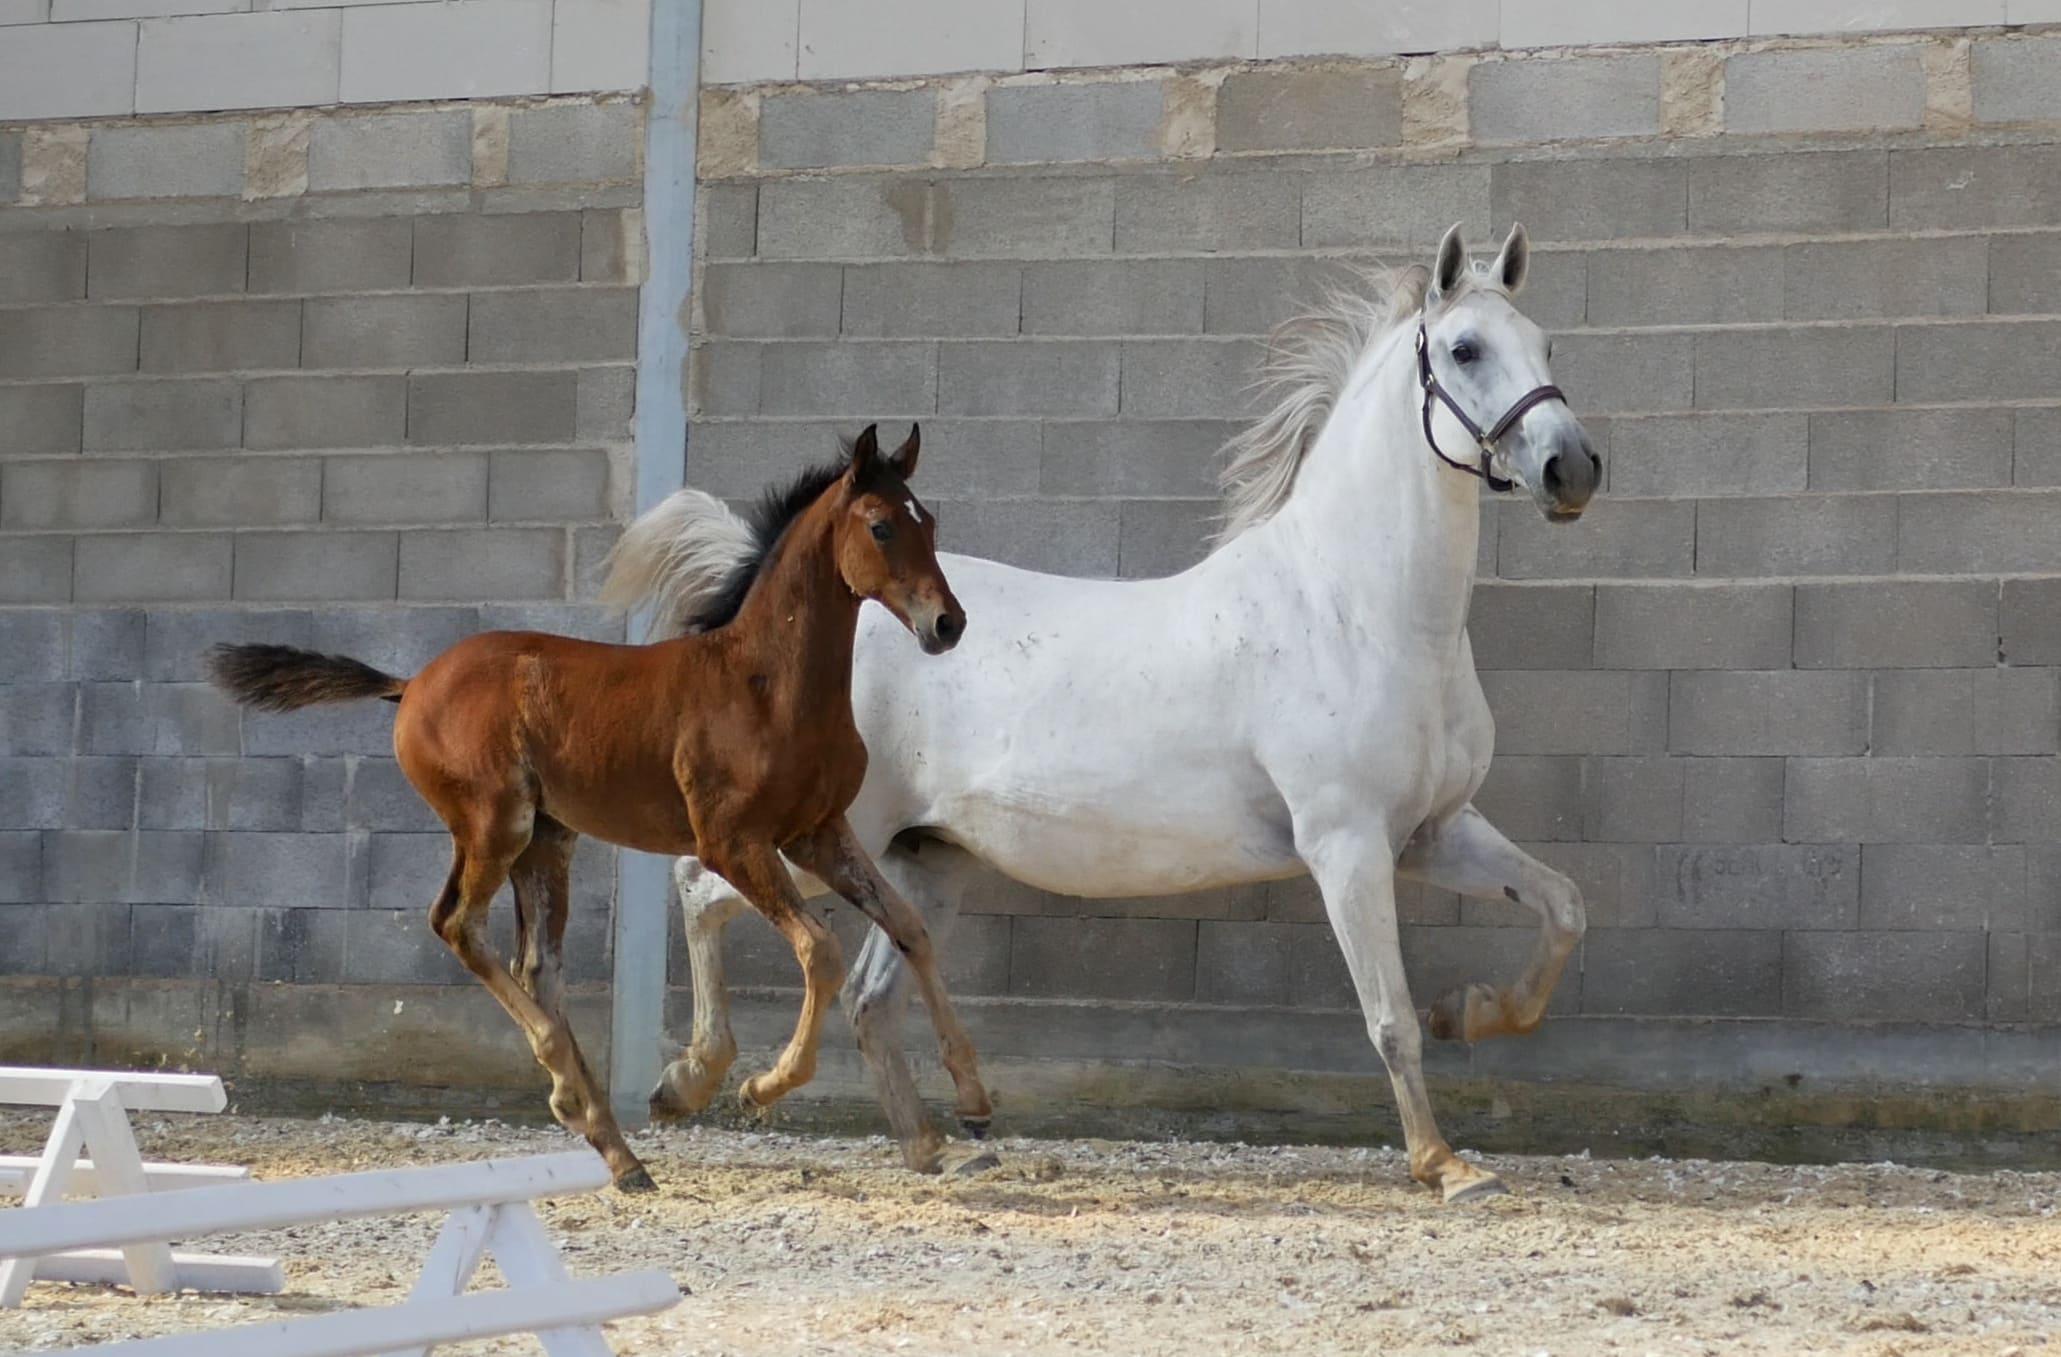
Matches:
[[919, 610, 965, 655]]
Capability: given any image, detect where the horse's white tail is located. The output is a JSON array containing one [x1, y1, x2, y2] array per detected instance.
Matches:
[[598, 488, 758, 637]]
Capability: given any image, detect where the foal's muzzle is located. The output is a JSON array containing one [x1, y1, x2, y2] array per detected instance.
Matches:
[[918, 607, 965, 655]]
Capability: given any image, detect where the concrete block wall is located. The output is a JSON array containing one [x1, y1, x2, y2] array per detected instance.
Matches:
[[0, 98, 642, 1008]]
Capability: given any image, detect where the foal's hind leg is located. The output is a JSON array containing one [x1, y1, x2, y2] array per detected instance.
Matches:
[[1397, 804, 1585, 1043]]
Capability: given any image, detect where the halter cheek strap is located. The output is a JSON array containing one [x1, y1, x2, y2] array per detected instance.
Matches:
[[1414, 324, 1566, 495]]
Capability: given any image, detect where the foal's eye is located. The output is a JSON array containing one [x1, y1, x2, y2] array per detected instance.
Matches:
[[870, 521, 893, 543], [1451, 340, 1479, 365]]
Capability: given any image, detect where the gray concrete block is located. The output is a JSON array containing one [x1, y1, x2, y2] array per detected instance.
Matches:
[[1582, 757, 1682, 843], [575, 366, 635, 441], [1216, 66, 1401, 152], [1467, 583, 1594, 670], [1301, 164, 1490, 249], [203, 830, 356, 908], [1200, 255, 1354, 337], [758, 176, 928, 259], [1787, 756, 1991, 845], [1605, 412, 1805, 498], [322, 452, 488, 526], [139, 300, 302, 375], [1593, 583, 1792, 670], [488, 449, 611, 522], [1551, 330, 1694, 414], [1725, 44, 1924, 135], [1688, 150, 1888, 235], [1582, 928, 1782, 1017], [1809, 408, 2012, 493], [87, 124, 243, 201], [1117, 498, 1215, 579], [1491, 157, 1686, 243], [939, 340, 1118, 416], [1994, 234, 2061, 320], [0, 384, 83, 456], [0, 835, 41, 905], [1972, 35, 2061, 124], [1040, 418, 1231, 497], [1585, 244, 1783, 328], [408, 371, 578, 445], [69, 609, 144, 681], [1787, 236, 1986, 321], [700, 262, 844, 338], [0, 306, 140, 379], [938, 176, 1115, 258], [476, 603, 622, 643], [233, 532, 399, 602], [1678, 757, 1785, 845], [74, 534, 233, 603], [344, 908, 468, 985], [0, 459, 157, 530], [571, 525, 621, 603], [413, 213, 582, 288], [1470, 53, 1661, 144], [1026, 259, 1201, 337], [345, 757, 439, 832], [1118, 338, 1264, 419], [1874, 668, 2059, 757], [2025, 846, 2061, 932], [1695, 325, 1893, 410], [309, 605, 479, 675], [508, 102, 640, 183], [254, 907, 347, 984], [1890, 145, 2061, 230], [692, 417, 1042, 499], [931, 496, 1120, 577], [1668, 670, 1866, 756], [0, 131, 18, 203], [45, 829, 204, 905], [160, 456, 322, 528], [1654, 843, 1857, 930], [1900, 318, 2061, 405], [142, 606, 313, 682], [248, 220, 414, 296], [76, 682, 144, 756], [366, 833, 450, 913], [0, 540, 74, 604], [127, 904, 197, 978], [1992, 756, 2061, 844], [700, 181, 758, 259], [398, 528, 566, 601], [308, 112, 470, 192], [1861, 843, 2027, 933], [1471, 755, 1584, 842], [468, 287, 638, 363], [1694, 495, 1898, 578], [1898, 491, 2061, 573], [302, 294, 468, 370], [760, 341, 936, 416], [2004, 579, 2061, 665], [143, 684, 240, 756], [0, 758, 69, 830], [83, 379, 240, 453], [137, 759, 209, 831], [1784, 929, 1986, 1022], [1794, 580, 1998, 669], [1193, 919, 1292, 1005], [45, 902, 132, 978], [582, 208, 633, 283], [87, 224, 246, 302], [1479, 670, 1666, 756], [689, 343, 761, 416], [988, 80, 1162, 164], [1495, 498, 1695, 580], [246, 375, 406, 451], [843, 263, 1022, 338], [1009, 915, 1196, 1001], [238, 694, 394, 757], [0, 613, 66, 683], [761, 88, 935, 170]]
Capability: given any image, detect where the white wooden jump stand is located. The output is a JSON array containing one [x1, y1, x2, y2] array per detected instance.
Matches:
[[0, 1065, 282, 1306]]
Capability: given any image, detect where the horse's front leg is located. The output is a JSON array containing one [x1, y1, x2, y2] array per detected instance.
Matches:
[[1397, 804, 1585, 1043], [649, 856, 748, 1118]]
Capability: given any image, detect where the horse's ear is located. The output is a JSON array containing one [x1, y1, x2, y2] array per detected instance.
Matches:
[[848, 423, 881, 479], [890, 422, 920, 480], [1491, 222, 1529, 296], [1429, 222, 1468, 307]]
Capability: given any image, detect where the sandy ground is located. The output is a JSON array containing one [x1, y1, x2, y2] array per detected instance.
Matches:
[[0, 1110, 2056, 1357]]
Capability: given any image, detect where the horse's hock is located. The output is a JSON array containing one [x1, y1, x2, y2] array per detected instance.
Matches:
[[0, 7, 2057, 1164]]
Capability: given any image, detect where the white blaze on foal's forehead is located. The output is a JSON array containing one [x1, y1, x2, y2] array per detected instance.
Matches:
[[906, 499, 924, 524]]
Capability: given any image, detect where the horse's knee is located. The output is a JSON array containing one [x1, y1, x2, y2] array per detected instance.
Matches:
[[1369, 1015, 1420, 1072], [803, 931, 845, 990], [1540, 872, 1586, 945]]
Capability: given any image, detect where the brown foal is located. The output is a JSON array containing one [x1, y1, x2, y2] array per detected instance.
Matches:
[[207, 425, 992, 1190]]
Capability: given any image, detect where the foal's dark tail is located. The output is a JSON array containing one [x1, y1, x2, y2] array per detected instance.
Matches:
[[206, 643, 407, 713]]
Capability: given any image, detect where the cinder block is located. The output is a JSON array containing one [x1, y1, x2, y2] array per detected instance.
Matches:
[[1495, 498, 1695, 580], [1467, 583, 1594, 670], [931, 496, 1120, 576], [571, 525, 620, 602], [0, 758, 69, 830], [1551, 331, 1694, 415], [74, 534, 232, 603], [201, 831, 355, 908], [44, 830, 204, 905], [1592, 583, 1792, 670], [760, 88, 934, 170], [1725, 44, 1924, 135], [1861, 843, 2027, 932], [0, 20, 134, 120], [344, 758, 439, 832], [1478, 670, 1666, 756], [412, 212, 582, 287], [408, 371, 578, 445], [700, 182, 758, 258], [1809, 408, 2011, 493], [1694, 495, 1897, 578], [76, 681, 145, 756], [1876, 668, 2060, 757], [1194, 919, 1291, 1005], [399, 528, 566, 601], [1688, 151, 1887, 235], [45, 902, 133, 977], [488, 449, 611, 521], [575, 366, 635, 440], [0, 685, 75, 757], [1669, 670, 1866, 756], [1582, 757, 1682, 843], [0, 835, 41, 904], [1040, 418, 1231, 497], [2, 458, 157, 531], [0, 384, 84, 456], [1470, 53, 1661, 145], [1471, 755, 1584, 842], [1217, 66, 1401, 153], [139, 300, 301, 375], [0, 539, 75, 604], [84, 224, 242, 304], [366, 834, 450, 913], [1972, 36, 2061, 124], [309, 605, 479, 674], [1582, 929, 1782, 1017], [1606, 412, 1805, 498], [1117, 498, 1214, 579], [1787, 236, 1985, 321], [700, 263, 843, 338], [1899, 319, 2061, 404], [0, 130, 16, 199], [339, 0, 551, 104], [508, 102, 639, 182], [1200, 255, 1352, 337], [1301, 164, 1489, 250], [141, 606, 312, 682], [843, 263, 1021, 339], [301, 295, 468, 369], [1695, 325, 1893, 410], [1991, 756, 2061, 844], [1654, 843, 1857, 930], [238, 693, 393, 757], [581, 207, 636, 283], [88, 123, 243, 201], [794, 0, 1020, 80], [1794, 580, 1997, 669], [2027, 845, 2061, 931], [160, 457, 321, 527], [234, 531, 399, 602], [690, 417, 1040, 498], [2003, 579, 2061, 664], [1785, 757, 1990, 844], [938, 341, 1117, 417], [247, 219, 411, 296], [1021, 259, 1197, 336], [476, 602, 622, 642], [1491, 157, 1686, 243], [135, 10, 341, 114], [0, 613, 66, 684], [306, 112, 471, 193], [987, 80, 1162, 165], [246, 375, 405, 451], [128, 905, 199, 977], [1585, 245, 1782, 327], [688, 343, 761, 416], [69, 609, 145, 681], [1890, 145, 2061, 230], [758, 177, 929, 260], [759, 341, 936, 416], [80, 380, 235, 454], [0, 232, 86, 306], [935, 176, 1130, 260], [1898, 491, 2061, 573], [1118, 338, 1263, 419], [1784, 929, 1986, 1022], [322, 452, 487, 526], [0, 307, 140, 380], [1008, 915, 1195, 1001], [143, 683, 240, 756], [254, 907, 347, 984], [468, 288, 638, 363]]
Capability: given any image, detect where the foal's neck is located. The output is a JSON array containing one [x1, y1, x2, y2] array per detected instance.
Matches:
[[725, 493, 863, 706]]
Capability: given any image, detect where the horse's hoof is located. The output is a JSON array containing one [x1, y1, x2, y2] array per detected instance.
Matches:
[[950, 1150, 1001, 1176], [1441, 1170, 1508, 1205], [958, 1115, 992, 1141], [615, 1165, 659, 1194]]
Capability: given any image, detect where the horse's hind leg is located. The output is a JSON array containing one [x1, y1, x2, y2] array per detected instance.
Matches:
[[1397, 804, 1585, 1043], [650, 856, 748, 1117]]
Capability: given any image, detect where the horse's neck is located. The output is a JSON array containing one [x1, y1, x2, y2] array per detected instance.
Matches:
[[724, 506, 863, 713]]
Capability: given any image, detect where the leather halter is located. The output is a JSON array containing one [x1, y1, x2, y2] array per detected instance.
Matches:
[[1415, 323, 1566, 495]]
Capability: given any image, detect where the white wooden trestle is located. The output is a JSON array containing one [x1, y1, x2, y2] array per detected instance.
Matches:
[[0, 1065, 281, 1305]]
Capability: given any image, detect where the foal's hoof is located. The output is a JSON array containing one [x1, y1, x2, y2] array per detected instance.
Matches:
[[950, 1149, 1002, 1176], [1441, 1169, 1508, 1205], [958, 1115, 992, 1141], [615, 1165, 659, 1194]]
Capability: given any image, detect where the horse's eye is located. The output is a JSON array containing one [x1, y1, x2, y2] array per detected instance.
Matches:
[[1452, 341, 1478, 365], [870, 521, 893, 543], [1545, 338, 1555, 360]]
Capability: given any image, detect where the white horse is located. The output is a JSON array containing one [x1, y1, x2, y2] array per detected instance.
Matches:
[[608, 223, 1601, 1202]]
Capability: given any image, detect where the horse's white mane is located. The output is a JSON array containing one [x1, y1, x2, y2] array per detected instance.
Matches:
[[1212, 259, 1503, 548]]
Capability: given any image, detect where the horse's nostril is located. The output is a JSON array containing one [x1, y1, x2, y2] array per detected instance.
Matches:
[[1588, 451, 1603, 477], [1542, 455, 1565, 494], [936, 614, 963, 642]]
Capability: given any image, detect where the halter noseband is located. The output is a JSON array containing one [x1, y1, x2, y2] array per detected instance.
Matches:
[[1414, 323, 1566, 495]]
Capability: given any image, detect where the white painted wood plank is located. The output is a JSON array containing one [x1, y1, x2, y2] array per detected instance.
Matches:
[[71, 1080, 180, 1294], [378, 1204, 497, 1357], [484, 1203, 611, 1357], [33, 1250, 284, 1293], [0, 1087, 88, 1307], [0, 1152, 611, 1259], [78, 1270, 683, 1357], [0, 1068, 226, 1114], [0, 1158, 247, 1196]]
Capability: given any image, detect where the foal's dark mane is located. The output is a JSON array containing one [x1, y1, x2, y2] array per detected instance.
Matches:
[[676, 439, 858, 634]]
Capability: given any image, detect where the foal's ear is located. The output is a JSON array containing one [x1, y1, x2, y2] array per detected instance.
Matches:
[[889, 422, 920, 480], [1429, 222, 1468, 307], [1490, 222, 1530, 296], [848, 423, 881, 480]]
